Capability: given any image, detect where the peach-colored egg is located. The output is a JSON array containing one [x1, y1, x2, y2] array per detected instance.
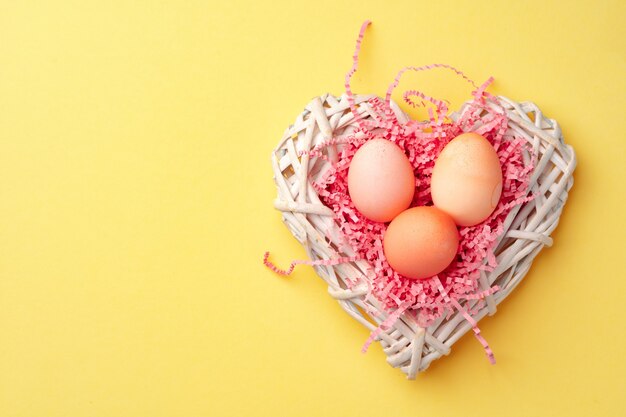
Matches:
[[383, 206, 459, 280], [431, 132, 503, 227], [348, 138, 415, 222]]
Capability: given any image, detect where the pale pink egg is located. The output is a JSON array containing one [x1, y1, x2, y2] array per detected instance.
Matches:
[[431, 133, 503, 227], [383, 206, 459, 280], [347, 138, 415, 222]]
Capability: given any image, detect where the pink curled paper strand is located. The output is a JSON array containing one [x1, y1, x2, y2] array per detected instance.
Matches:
[[403, 89, 449, 116], [361, 300, 411, 353], [472, 76, 495, 103], [263, 251, 360, 276], [344, 20, 372, 132], [435, 277, 496, 364], [463, 285, 500, 300], [386, 63, 480, 108]]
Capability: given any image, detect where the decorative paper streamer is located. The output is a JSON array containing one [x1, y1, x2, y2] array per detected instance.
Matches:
[[361, 300, 411, 354], [435, 278, 496, 364], [344, 20, 372, 132], [263, 252, 360, 276], [386, 63, 479, 106]]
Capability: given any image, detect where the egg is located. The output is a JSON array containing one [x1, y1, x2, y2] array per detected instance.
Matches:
[[348, 138, 415, 222], [383, 206, 459, 280], [431, 132, 503, 227]]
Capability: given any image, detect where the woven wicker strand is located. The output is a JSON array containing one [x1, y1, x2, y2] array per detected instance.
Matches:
[[272, 93, 576, 379]]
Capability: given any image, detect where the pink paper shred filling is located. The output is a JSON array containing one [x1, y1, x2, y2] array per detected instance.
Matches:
[[312, 90, 532, 317], [266, 21, 534, 362]]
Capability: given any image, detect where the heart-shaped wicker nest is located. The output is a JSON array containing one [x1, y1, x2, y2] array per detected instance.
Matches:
[[271, 92, 575, 378]]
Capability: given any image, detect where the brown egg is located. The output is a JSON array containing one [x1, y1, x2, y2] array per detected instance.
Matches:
[[431, 133, 503, 227], [347, 138, 415, 222], [383, 206, 459, 280]]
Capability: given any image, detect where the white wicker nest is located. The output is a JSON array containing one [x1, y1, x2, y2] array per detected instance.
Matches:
[[271, 93, 576, 379]]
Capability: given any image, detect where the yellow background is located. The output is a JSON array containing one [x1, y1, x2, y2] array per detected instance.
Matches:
[[0, 1, 624, 416]]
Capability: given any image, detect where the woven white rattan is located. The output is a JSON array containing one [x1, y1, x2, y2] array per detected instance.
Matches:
[[272, 93, 576, 379]]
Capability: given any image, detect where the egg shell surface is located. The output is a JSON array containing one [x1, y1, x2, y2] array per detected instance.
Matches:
[[347, 138, 415, 222], [383, 206, 459, 280], [431, 132, 503, 227]]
